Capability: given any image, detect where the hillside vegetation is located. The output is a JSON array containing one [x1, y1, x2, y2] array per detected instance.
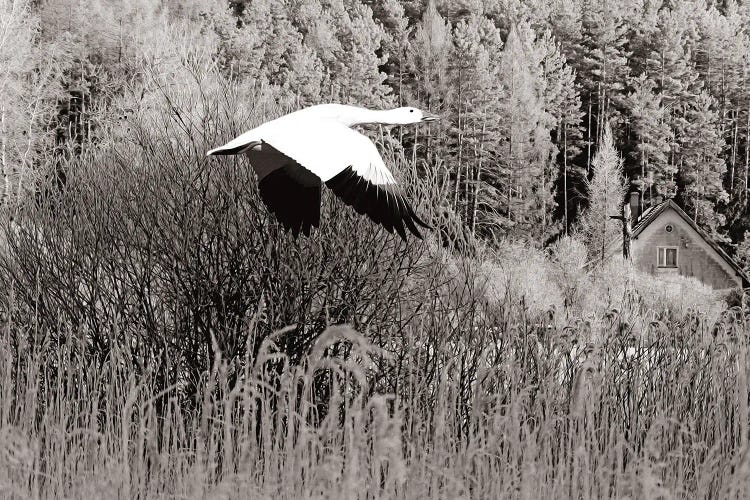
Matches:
[[1, 0, 750, 498]]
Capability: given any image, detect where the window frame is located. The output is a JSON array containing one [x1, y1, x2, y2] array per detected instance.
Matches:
[[657, 246, 679, 268]]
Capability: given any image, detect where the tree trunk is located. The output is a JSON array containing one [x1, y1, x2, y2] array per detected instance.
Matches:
[[731, 116, 738, 195], [745, 104, 750, 210], [465, 116, 475, 222], [0, 105, 6, 207], [587, 94, 592, 174], [471, 106, 487, 238], [507, 123, 514, 222], [563, 124, 568, 235], [622, 203, 632, 260], [454, 69, 463, 212]]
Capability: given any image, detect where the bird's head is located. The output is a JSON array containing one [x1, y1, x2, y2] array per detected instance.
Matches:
[[386, 107, 440, 125]]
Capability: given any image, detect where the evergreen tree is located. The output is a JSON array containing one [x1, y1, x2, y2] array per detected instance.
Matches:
[[417, 9, 579, 243], [644, 6, 703, 208], [370, 0, 411, 101], [496, 22, 557, 243], [547, 0, 583, 57], [646, 6, 702, 106], [406, 0, 452, 111], [230, 0, 326, 105], [625, 0, 661, 77], [319, 0, 392, 105], [576, 0, 630, 169], [677, 90, 728, 238], [694, 4, 747, 114], [694, 3, 750, 218], [404, 0, 455, 204], [449, 11, 504, 234], [538, 30, 584, 235], [577, 125, 627, 263], [207, 6, 267, 82], [625, 73, 673, 203]]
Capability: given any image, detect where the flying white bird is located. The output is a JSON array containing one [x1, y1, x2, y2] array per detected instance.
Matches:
[[207, 104, 437, 239]]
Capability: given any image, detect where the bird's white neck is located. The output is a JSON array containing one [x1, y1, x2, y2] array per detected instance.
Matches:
[[303, 104, 425, 127], [343, 108, 398, 127]]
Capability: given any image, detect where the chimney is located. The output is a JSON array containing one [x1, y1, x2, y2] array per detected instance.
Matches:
[[629, 191, 640, 222]]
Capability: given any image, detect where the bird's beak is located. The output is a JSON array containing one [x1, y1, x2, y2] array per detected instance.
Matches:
[[421, 112, 440, 123]]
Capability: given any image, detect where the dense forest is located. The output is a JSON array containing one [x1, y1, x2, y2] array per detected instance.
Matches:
[[5, 0, 750, 252]]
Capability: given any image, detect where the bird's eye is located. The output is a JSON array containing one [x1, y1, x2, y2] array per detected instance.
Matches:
[[410, 109, 414, 113]]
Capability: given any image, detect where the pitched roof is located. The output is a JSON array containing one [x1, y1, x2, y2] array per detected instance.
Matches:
[[632, 199, 749, 285]]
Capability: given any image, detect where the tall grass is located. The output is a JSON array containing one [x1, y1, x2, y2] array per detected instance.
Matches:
[[3, 300, 750, 498]]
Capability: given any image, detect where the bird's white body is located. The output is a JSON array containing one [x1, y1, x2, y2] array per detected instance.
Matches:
[[210, 105, 395, 184], [207, 104, 437, 238]]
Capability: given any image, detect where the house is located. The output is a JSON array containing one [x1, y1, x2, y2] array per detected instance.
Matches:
[[610, 195, 749, 290]]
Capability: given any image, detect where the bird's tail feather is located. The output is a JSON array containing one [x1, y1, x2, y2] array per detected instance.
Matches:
[[206, 141, 260, 156]]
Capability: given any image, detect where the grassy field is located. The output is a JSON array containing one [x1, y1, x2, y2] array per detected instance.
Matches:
[[2, 244, 750, 499]]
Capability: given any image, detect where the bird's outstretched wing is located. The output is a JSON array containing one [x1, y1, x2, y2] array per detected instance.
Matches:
[[324, 165, 429, 240], [258, 162, 321, 237], [259, 121, 429, 240], [245, 142, 322, 237], [208, 118, 429, 239]]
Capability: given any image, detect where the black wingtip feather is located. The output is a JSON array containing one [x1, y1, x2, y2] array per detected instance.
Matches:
[[379, 190, 396, 233], [402, 212, 423, 239], [325, 166, 428, 239], [390, 194, 408, 241]]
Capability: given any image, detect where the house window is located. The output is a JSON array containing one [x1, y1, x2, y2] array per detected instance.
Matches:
[[657, 247, 678, 268]]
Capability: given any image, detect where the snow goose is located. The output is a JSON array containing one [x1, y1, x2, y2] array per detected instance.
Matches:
[[207, 104, 437, 239]]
